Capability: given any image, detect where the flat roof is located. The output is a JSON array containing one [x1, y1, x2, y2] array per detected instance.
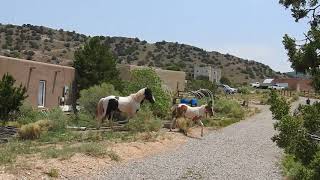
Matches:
[[0, 55, 75, 70], [263, 78, 274, 84]]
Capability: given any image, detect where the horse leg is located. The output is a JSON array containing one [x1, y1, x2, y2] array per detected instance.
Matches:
[[109, 111, 114, 130], [170, 117, 177, 132], [198, 120, 204, 137]]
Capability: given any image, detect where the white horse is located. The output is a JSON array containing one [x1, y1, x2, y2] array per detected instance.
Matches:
[[96, 87, 155, 129], [170, 103, 213, 137]]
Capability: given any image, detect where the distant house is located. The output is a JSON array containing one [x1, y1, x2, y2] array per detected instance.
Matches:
[[0, 56, 75, 108], [273, 78, 313, 92], [193, 65, 221, 83], [261, 78, 274, 88], [117, 64, 186, 92]]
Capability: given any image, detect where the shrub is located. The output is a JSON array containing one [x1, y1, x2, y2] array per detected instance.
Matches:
[[47, 108, 68, 132], [17, 102, 45, 125], [124, 68, 171, 118], [125, 108, 162, 133], [237, 86, 251, 94], [269, 90, 290, 120], [186, 79, 217, 94], [46, 169, 59, 178], [0, 73, 27, 124], [18, 123, 41, 140], [214, 98, 245, 119], [282, 155, 315, 180], [78, 83, 119, 118], [175, 117, 193, 135]]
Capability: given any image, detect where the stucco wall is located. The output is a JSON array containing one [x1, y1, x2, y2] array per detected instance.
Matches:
[[117, 64, 186, 92], [273, 78, 313, 92], [0, 56, 75, 108]]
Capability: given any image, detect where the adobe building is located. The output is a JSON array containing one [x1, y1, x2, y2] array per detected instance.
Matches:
[[0, 56, 75, 108], [193, 65, 221, 83], [273, 78, 313, 92], [117, 64, 186, 92]]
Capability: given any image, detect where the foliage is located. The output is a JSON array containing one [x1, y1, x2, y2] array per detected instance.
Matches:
[[220, 76, 232, 85], [46, 169, 59, 178], [214, 98, 245, 120], [125, 107, 162, 133], [124, 68, 171, 118], [0, 73, 27, 123], [270, 90, 320, 179], [269, 90, 290, 120], [186, 79, 217, 94], [16, 102, 46, 125], [282, 155, 315, 180], [18, 123, 42, 140], [237, 86, 251, 94], [175, 117, 193, 135], [279, 0, 320, 91], [78, 83, 119, 118], [74, 36, 122, 92]]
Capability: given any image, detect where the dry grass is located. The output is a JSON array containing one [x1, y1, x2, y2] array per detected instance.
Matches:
[[46, 168, 59, 178], [18, 123, 41, 140]]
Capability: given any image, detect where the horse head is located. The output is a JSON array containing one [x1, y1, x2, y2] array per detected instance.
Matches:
[[144, 87, 155, 104], [204, 103, 214, 117]]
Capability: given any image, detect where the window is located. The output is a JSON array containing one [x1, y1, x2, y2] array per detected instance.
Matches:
[[38, 80, 46, 107]]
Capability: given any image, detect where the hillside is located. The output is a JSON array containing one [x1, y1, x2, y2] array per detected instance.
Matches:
[[0, 23, 285, 85]]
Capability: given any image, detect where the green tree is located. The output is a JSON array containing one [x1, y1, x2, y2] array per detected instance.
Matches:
[[0, 73, 27, 124], [124, 68, 171, 118], [186, 79, 217, 94], [220, 76, 232, 86], [280, 0, 320, 91], [78, 83, 119, 118], [74, 36, 122, 92]]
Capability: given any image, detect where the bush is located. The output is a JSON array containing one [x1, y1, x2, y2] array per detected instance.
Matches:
[[214, 98, 245, 119], [17, 104, 68, 133], [237, 86, 251, 94], [0, 73, 27, 123], [269, 90, 290, 120], [47, 107, 68, 132], [125, 108, 162, 133], [124, 68, 171, 118], [78, 83, 119, 118], [186, 79, 217, 94], [175, 117, 193, 135], [17, 102, 45, 125], [282, 155, 315, 180], [270, 91, 320, 179], [18, 123, 41, 140]]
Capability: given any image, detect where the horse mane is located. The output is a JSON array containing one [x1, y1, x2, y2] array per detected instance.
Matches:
[[130, 88, 145, 103]]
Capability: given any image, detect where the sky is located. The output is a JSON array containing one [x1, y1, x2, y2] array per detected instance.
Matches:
[[0, 0, 310, 72]]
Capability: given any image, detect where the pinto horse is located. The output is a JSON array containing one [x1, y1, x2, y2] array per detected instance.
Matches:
[[96, 87, 155, 129], [170, 103, 213, 137]]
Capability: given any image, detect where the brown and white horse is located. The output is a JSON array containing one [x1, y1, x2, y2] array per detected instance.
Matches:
[[96, 87, 155, 129], [170, 103, 213, 137]]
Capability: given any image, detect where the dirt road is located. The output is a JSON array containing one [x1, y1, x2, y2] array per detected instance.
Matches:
[[96, 105, 284, 180]]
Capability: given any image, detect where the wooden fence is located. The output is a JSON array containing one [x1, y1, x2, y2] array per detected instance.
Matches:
[[278, 90, 320, 99]]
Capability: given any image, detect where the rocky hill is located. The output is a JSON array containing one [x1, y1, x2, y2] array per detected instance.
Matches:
[[0, 23, 285, 85]]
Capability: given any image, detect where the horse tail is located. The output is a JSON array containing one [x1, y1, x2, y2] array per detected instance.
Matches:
[[96, 98, 105, 120]]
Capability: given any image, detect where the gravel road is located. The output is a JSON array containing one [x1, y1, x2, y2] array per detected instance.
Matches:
[[94, 104, 285, 180]]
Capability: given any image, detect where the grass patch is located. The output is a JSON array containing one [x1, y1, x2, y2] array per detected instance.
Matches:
[[77, 143, 107, 158], [0, 141, 39, 165], [41, 142, 110, 160], [125, 108, 162, 133], [107, 150, 121, 161], [46, 168, 59, 178], [202, 117, 240, 128]]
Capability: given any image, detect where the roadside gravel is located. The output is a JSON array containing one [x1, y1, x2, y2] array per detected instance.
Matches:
[[95, 104, 284, 180]]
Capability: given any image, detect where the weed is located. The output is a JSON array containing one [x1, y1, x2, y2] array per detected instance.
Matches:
[[107, 150, 121, 161], [46, 168, 59, 178]]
